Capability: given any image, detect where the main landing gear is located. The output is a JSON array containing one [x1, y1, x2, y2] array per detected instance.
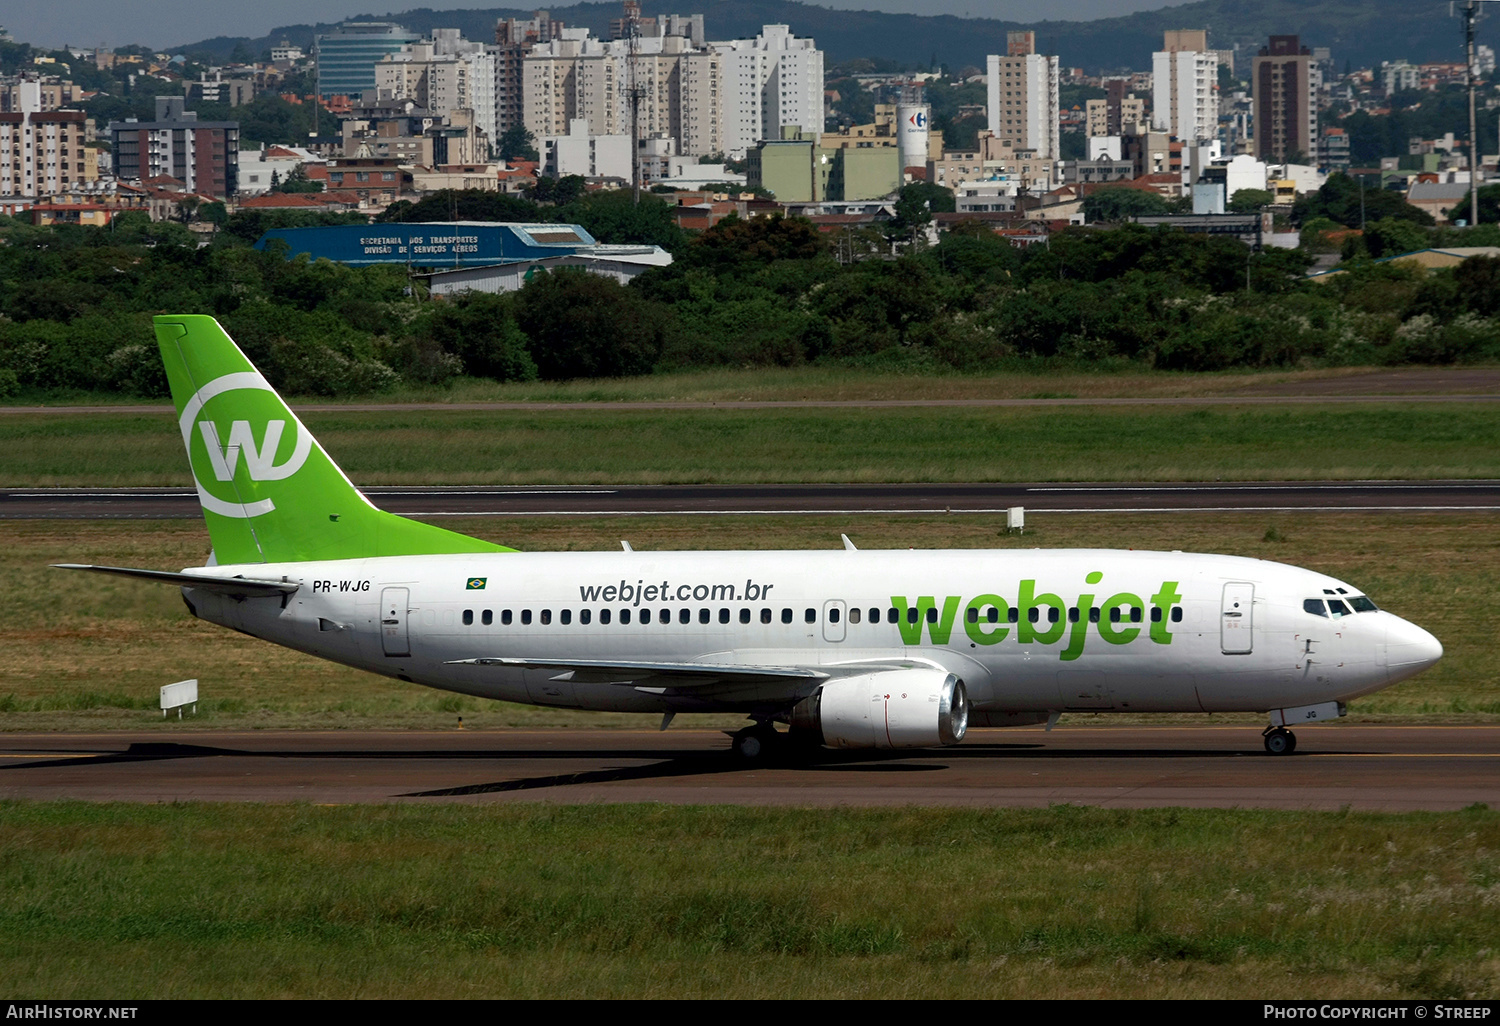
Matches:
[[731, 724, 779, 761], [729, 721, 820, 762], [1262, 726, 1297, 755]]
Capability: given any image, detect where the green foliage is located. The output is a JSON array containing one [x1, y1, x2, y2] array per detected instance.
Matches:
[[1293, 173, 1435, 229], [527, 175, 587, 206], [2, 169, 1498, 402], [1227, 188, 1273, 213], [515, 268, 671, 380], [274, 165, 323, 194], [497, 125, 539, 162], [376, 190, 540, 225], [1360, 217, 1434, 260], [1083, 187, 1174, 223]]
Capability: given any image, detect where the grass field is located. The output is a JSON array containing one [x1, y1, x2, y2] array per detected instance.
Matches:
[[2, 511, 1493, 732], [1, 802, 1495, 998], [5, 402, 1500, 486]]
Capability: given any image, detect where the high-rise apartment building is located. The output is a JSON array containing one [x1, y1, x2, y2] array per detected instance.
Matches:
[[0, 81, 93, 199], [108, 97, 239, 199], [1251, 35, 1318, 163], [1, 77, 87, 112], [1085, 80, 1145, 137], [713, 24, 823, 159], [316, 22, 421, 98], [1152, 29, 1218, 142], [523, 16, 745, 163], [493, 13, 567, 139], [985, 31, 1060, 160], [375, 31, 498, 145]]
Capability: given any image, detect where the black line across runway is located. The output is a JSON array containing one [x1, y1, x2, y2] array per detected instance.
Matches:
[[4, 481, 1500, 519]]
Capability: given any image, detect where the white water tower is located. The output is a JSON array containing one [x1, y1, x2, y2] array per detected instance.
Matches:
[[896, 85, 929, 172]]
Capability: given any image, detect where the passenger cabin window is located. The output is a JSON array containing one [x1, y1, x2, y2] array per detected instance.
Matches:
[[502, 609, 513, 625], [659, 609, 670, 625], [463, 609, 474, 625], [600, 609, 611, 625], [1304, 599, 1327, 618], [720, 608, 730, 624], [829, 607, 841, 624], [521, 609, 532, 625], [560, 609, 571, 625], [1171, 607, 1183, 623], [579, 609, 591, 625], [540, 609, 552, 625], [741, 609, 751, 624], [698, 608, 710, 624], [870, 608, 881, 623], [621, 609, 632, 625], [805, 608, 817, 624], [761, 608, 772, 624], [781, 608, 793, 624], [849, 608, 861, 624], [482, 610, 493, 626], [888, 608, 900, 624], [679, 608, 691, 625]]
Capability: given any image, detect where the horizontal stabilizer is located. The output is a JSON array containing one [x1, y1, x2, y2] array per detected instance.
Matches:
[[52, 564, 300, 598], [446, 656, 829, 687]]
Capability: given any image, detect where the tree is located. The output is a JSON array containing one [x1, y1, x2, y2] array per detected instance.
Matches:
[[375, 190, 541, 224], [514, 268, 671, 379], [1082, 186, 1173, 223], [526, 175, 586, 206], [1292, 172, 1435, 228], [275, 164, 324, 194], [685, 213, 826, 272], [1227, 188, 1274, 213], [1361, 217, 1433, 259], [498, 125, 539, 162], [886, 183, 938, 247]]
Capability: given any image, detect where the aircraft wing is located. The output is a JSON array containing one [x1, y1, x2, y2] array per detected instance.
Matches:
[[52, 564, 301, 598], [446, 656, 829, 689]]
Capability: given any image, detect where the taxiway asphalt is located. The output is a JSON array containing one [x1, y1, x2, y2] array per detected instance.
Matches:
[[2, 725, 1495, 811], [5, 480, 1500, 519]]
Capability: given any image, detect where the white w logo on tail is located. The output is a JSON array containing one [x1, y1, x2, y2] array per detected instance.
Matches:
[[197, 420, 310, 482]]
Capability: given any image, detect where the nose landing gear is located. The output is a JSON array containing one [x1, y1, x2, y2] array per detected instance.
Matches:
[[1262, 725, 1297, 755]]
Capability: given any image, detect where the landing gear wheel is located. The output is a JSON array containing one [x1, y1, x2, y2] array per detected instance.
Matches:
[[732, 725, 781, 761], [1263, 727, 1297, 755], [733, 732, 765, 760]]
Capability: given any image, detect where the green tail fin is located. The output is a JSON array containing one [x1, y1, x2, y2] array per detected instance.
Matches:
[[154, 314, 512, 564]]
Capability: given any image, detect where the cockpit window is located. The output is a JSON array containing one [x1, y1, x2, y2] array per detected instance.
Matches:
[[1303, 599, 1327, 617], [1349, 595, 1379, 613], [1327, 599, 1352, 618]]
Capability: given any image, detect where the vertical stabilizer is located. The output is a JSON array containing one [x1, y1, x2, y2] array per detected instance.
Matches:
[[155, 315, 510, 564]]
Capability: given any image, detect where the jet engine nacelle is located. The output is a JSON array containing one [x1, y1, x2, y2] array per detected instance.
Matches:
[[792, 669, 968, 749]]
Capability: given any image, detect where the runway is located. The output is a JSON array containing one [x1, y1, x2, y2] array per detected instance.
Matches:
[[5, 480, 1500, 519], [2, 726, 1496, 810]]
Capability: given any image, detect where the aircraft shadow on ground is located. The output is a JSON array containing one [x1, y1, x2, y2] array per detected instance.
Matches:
[[0, 739, 1348, 799]]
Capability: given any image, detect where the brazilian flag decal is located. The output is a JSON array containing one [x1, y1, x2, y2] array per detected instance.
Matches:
[[466, 578, 487, 590]]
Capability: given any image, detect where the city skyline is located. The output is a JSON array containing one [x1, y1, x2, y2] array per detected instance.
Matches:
[[9, 1, 1179, 51]]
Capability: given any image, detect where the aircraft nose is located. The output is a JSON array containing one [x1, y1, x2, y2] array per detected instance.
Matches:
[[1386, 616, 1443, 676]]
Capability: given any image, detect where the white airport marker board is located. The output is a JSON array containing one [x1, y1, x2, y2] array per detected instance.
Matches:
[[161, 678, 198, 718]]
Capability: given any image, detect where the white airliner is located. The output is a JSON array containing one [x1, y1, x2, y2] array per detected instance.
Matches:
[[58, 316, 1443, 758]]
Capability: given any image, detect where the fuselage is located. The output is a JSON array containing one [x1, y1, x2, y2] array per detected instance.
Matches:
[[182, 547, 1442, 722]]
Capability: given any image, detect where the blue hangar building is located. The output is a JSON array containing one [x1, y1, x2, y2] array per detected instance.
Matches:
[[254, 221, 673, 294]]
